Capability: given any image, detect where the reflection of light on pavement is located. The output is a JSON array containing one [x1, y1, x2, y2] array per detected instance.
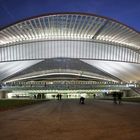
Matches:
[[80, 93, 87, 98]]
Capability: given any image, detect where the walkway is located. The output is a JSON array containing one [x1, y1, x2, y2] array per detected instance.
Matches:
[[0, 99, 140, 140]]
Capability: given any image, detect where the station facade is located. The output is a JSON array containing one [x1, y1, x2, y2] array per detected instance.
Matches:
[[0, 13, 140, 99]]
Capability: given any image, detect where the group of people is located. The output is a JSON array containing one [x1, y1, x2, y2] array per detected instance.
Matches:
[[56, 94, 62, 100], [112, 92, 123, 104], [55, 92, 123, 105]]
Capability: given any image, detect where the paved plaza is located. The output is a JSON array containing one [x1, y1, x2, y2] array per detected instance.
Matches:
[[0, 99, 140, 140]]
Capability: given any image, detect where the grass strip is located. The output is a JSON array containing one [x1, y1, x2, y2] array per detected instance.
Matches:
[[0, 99, 48, 111]]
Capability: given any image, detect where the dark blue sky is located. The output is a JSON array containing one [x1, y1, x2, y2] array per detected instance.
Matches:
[[0, 0, 140, 31]]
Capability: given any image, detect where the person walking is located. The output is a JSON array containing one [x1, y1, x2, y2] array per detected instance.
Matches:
[[118, 92, 123, 104], [112, 92, 117, 104], [56, 94, 59, 100], [59, 94, 62, 100], [93, 94, 96, 99]]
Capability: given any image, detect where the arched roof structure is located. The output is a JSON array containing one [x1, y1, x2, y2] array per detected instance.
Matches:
[[0, 13, 140, 83]]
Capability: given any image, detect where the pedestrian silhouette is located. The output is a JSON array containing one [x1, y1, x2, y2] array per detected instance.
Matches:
[[79, 97, 85, 104], [112, 92, 117, 104], [118, 92, 123, 104], [59, 94, 62, 100], [56, 94, 59, 100], [93, 94, 96, 99]]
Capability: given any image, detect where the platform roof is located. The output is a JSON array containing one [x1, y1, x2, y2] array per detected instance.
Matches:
[[0, 13, 140, 49], [0, 13, 140, 83]]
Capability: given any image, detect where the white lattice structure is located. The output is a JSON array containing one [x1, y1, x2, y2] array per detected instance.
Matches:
[[0, 13, 140, 82]]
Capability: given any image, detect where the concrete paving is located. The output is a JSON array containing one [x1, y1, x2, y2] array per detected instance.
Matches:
[[0, 99, 140, 140]]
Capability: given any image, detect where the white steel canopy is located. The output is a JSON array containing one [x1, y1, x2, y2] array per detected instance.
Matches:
[[0, 13, 140, 83], [0, 12, 140, 48], [0, 12, 140, 63]]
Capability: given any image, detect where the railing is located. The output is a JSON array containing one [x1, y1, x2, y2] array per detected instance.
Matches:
[[2, 82, 133, 90]]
